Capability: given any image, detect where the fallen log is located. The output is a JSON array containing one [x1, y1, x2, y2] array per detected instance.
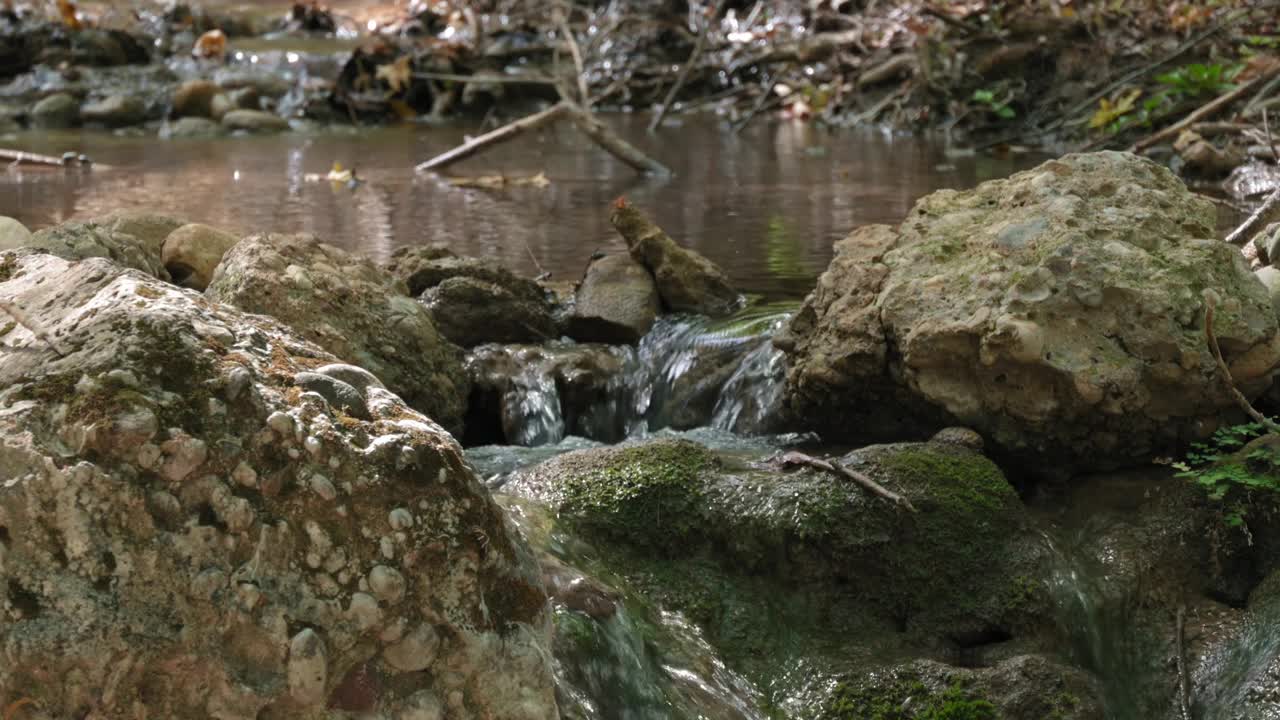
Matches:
[[1, 148, 101, 169], [777, 451, 918, 512]]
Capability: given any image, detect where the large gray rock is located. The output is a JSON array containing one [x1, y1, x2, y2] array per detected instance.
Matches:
[[27, 216, 169, 279], [568, 254, 659, 345], [777, 151, 1280, 470], [161, 222, 240, 290], [0, 251, 557, 720], [162, 116, 225, 139], [30, 92, 79, 128], [610, 201, 740, 317], [385, 250, 537, 299], [94, 210, 188, 259], [421, 276, 558, 347], [80, 93, 147, 127], [206, 233, 470, 436]]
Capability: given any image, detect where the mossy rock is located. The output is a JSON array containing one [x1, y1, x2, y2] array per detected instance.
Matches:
[[506, 438, 719, 554]]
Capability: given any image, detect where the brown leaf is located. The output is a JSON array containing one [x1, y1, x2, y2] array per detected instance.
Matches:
[[375, 55, 413, 95]]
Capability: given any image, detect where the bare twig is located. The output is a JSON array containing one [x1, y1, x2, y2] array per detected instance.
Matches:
[[778, 451, 918, 512], [1176, 605, 1192, 720], [1224, 187, 1280, 246], [0, 299, 67, 357], [1265, 109, 1280, 167], [733, 70, 782, 133], [554, 6, 590, 107], [1131, 68, 1280, 153], [415, 103, 572, 173], [411, 71, 559, 85], [1203, 291, 1280, 433], [650, 1, 720, 132]]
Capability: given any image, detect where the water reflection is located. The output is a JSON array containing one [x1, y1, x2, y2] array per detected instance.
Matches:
[[0, 116, 1039, 298]]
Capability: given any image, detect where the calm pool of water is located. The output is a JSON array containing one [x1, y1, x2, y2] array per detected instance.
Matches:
[[0, 116, 1039, 299]]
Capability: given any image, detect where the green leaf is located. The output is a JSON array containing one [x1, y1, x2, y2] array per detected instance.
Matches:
[[996, 105, 1016, 119]]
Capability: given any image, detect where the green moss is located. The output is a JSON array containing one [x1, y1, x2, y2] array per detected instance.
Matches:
[[558, 440, 716, 554], [0, 253, 15, 283], [822, 677, 997, 720], [879, 449, 1015, 514]]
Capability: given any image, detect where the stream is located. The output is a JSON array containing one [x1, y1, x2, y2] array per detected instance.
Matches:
[[4, 46, 1277, 714]]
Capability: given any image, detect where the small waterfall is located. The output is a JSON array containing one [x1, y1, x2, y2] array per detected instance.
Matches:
[[1194, 574, 1280, 719], [468, 303, 796, 447], [1040, 531, 1159, 718]]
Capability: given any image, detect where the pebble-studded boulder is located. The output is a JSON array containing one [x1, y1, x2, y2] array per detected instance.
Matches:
[[0, 252, 557, 719], [776, 151, 1280, 470], [14, 213, 178, 280], [206, 233, 469, 437]]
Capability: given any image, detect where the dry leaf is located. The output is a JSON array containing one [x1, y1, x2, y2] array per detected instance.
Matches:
[[3, 698, 35, 720], [375, 55, 412, 95], [56, 0, 80, 29], [193, 29, 227, 59]]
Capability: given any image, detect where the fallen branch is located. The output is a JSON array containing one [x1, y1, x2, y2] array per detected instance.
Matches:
[[414, 102, 571, 173], [1, 148, 98, 169], [1203, 291, 1280, 433], [415, 101, 670, 176], [649, 1, 720, 132], [411, 71, 559, 86], [778, 451, 918, 512], [1224, 187, 1280, 246], [565, 102, 671, 175], [1131, 68, 1280, 153]]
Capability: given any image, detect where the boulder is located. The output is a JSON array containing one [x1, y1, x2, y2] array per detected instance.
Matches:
[[162, 116, 225, 139], [30, 92, 79, 128], [421, 276, 558, 347], [384, 250, 538, 299], [0, 251, 557, 719], [161, 222, 240, 290], [568, 254, 659, 344], [0, 216, 32, 250], [507, 434, 1046, 639], [172, 79, 220, 118], [206, 233, 470, 436], [610, 200, 740, 317], [1257, 266, 1280, 318], [221, 108, 289, 133], [80, 93, 147, 127], [95, 209, 188, 259], [777, 151, 1280, 470], [1253, 221, 1280, 266], [27, 216, 168, 279]]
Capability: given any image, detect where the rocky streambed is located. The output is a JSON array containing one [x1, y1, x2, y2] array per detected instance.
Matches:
[[5, 151, 1280, 719]]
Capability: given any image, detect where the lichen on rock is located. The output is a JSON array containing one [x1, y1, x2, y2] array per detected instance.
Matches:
[[0, 252, 557, 719], [778, 151, 1280, 470]]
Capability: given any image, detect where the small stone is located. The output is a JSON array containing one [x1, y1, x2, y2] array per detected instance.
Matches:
[[231, 461, 257, 488], [136, 442, 162, 470], [347, 592, 382, 631], [310, 473, 337, 501], [31, 93, 79, 129], [294, 371, 371, 420], [368, 565, 406, 604], [237, 582, 262, 610], [379, 536, 395, 560], [382, 624, 440, 673], [388, 508, 413, 530], [315, 363, 385, 395], [160, 433, 208, 482], [81, 94, 147, 128], [379, 617, 406, 643], [222, 109, 289, 133], [288, 629, 327, 706], [287, 447, 301, 459], [191, 568, 227, 601], [266, 411, 294, 436], [304, 436, 323, 456]]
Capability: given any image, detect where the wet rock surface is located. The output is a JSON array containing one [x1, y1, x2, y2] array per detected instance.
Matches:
[[778, 151, 1280, 471], [421, 276, 559, 347], [206, 233, 470, 436], [0, 252, 557, 719], [612, 200, 741, 317], [568, 253, 659, 345]]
